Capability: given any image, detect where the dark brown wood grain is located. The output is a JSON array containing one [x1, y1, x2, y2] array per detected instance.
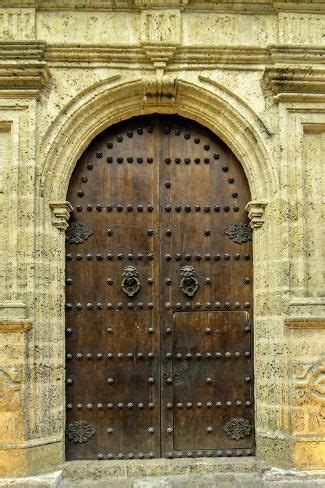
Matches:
[[65, 115, 254, 460]]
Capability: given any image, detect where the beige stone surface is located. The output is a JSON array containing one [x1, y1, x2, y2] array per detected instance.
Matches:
[[0, 0, 323, 479], [0, 471, 62, 487]]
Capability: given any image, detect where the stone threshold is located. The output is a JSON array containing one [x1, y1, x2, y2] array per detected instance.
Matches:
[[61, 457, 260, 481], [1, 463, 325, 487]]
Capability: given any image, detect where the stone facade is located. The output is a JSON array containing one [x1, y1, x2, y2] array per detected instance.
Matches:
[[0, 0, 324, 483]]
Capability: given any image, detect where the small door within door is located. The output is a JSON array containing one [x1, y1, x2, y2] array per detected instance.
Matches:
[[65, 115, 254, 460]]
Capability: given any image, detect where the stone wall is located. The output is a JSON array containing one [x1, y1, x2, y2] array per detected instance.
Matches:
[[0, 0, 324, 478]]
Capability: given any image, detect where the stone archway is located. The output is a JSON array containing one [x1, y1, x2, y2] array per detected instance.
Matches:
[[38, 77, 280, 468]]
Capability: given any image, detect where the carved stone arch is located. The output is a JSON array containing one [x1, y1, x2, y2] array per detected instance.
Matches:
[[40, 76, 277, 205], [39, 75, 280, 464]]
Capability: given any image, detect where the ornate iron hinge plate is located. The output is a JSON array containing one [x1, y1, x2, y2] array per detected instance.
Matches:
[[223, 417, 252, 440], [66, 420, 96, 443], [225, 222, 252, 244], [66, 221, 93, 244]]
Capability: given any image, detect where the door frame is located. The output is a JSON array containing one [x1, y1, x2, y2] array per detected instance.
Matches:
[[43, 78, 276, 466]]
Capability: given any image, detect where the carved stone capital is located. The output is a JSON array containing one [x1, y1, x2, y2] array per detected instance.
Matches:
[[143, 75, 178, 104], [245, 200, 268, 229], [50, 201, 73, 230]]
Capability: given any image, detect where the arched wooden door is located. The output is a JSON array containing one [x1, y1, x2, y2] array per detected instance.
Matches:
[[65, 115, 254, 460]]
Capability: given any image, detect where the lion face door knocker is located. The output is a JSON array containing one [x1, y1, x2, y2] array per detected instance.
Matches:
[[121, 266, 141, 297], [179, 266, 199, 297]]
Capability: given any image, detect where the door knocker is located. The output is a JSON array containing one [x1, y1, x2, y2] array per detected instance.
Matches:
[[121, 266, 141, 297], [179, 266, 199, 297]]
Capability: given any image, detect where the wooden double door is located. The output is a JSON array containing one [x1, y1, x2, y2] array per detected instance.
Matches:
[[65, 115, 254, 460]]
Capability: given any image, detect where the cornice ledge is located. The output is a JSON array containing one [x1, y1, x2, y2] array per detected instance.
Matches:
[[0, 41, 49, 93], [263, 66, 325, 102], [245, 200, 268, 229], [2, 1, 325, 14], [0, 62, 50, 91], [50, 201, 73, 230], [0, 41, 47, 58]]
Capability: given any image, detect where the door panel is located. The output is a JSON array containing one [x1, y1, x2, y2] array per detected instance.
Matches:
[[65, 115, 254, 460], [172, 311, 253, 453], [65, 117, 161, 460]]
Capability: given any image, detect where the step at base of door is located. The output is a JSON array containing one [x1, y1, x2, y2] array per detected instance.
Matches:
[[61, 457, 259, 482], [61, 472, 325, 488]]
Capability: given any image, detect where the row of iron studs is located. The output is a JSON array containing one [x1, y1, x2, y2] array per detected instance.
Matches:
[[66, 400, 252, 409], [93, 449, 253, 460], [66, 253, 251, 260]]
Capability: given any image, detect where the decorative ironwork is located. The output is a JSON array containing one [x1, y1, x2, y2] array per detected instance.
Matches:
[[66, 420, 96, 443], [223, 417, 252, 440], [121, 266, 141, 297], [225, 222, 252, 244], [179, 266, 199, 297], [66, 221, 93, 244]]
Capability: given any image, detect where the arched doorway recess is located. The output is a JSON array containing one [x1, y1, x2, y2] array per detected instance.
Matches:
[[65, 114, 254, 460]]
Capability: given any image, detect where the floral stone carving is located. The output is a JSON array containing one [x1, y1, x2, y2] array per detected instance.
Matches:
[[66, 420, 96, 443], [223, 417, 252, 440], [66, 221, 93, 244], [225, 222, 252, 244]]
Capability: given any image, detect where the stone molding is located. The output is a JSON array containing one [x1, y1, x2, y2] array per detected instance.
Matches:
[[49, 202, 73, 230], [2, 1, 325, 13], [0, 42, 49, 94], [245, 200, 268, 228], [263, 66, 325, 102], [43, 44, 325, 71], [0, 43, 323, 86], [40, 78, 275, 202]]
